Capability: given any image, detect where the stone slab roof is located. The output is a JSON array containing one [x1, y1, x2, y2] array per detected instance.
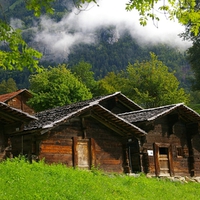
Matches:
[[24, 92, 146, 136], [25, 99, 92, 130], [118, 103, 200, 123]]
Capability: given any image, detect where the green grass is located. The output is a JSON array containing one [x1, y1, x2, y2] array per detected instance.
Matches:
[[0, 157, 200, 200]]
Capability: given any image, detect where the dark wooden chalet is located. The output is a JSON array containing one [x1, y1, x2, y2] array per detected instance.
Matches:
[[119, 103, 200, 177], [0, 102, 37, 160], [0, 89, 35, 115], [10, 92, 146, 173]]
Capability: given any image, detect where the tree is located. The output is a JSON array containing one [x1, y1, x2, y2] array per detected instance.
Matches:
[[126, 0, 200, 35], [96, 72, 126, 96], [185, 40, 200, 90], [1, 0, 200, 72], [0, 0, 53, 71], [189, 90, 200, 113], [82, 0, 200, 35], [0, 20, 42, 71], [71, 61, 98, 95], [28, 65, 92, 111], [0, 78, 18, 94], [98, 53, 190, 108], [124, 53, 190, 108], [179, 2, 200, 91]]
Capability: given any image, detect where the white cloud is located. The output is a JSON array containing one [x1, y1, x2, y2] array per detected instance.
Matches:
[[10, 18, 24, 29], [33, 0, 191, 62]]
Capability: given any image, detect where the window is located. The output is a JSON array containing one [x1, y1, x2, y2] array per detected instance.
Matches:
[[159, 147, 168, 155], [176, 147, 183, 157]]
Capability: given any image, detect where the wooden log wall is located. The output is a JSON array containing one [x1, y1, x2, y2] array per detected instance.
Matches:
[[191, 134, 200, 176], [7, 96, 35, 115], [38, 118, 82, 166], [142, 117, 191, 177], [0, 125, 5, 152], [11, 134, 34, 158], [85, 117, 124, 173], [0, 128, 7, 160], [36, 116, 125, 173]]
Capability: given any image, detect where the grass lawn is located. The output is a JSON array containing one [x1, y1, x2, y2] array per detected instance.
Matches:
[[0, 157, 199, 200]]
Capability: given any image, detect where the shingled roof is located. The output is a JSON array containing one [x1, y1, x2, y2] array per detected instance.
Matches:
[[90, 91, 143, 111], [24, 92, 146, 136], [118, 103, 200, 123]]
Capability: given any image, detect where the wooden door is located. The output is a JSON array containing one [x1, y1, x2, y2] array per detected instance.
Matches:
[[77, 139, 90, 169], [127, 139, 141, 173], [154, 143, 174, 176], [73, 138, 91, 169], [158, 147, 170, 176]]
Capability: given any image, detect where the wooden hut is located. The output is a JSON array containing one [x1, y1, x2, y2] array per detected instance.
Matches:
[[0, 102, 37, 160], [0, 89, 35, 115], [119, 103, 200, 177], [9, 92, 200, 176], [11, 92, 146, 173]]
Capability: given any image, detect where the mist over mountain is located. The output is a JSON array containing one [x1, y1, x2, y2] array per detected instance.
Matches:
[[23, 0, 191, 63], [0, 0, 193, 90]]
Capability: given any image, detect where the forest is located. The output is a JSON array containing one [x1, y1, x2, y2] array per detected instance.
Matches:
[[0, 0, 199, 111]]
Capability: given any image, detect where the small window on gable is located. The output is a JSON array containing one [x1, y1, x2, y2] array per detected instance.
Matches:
[[176, 147, 184, 158]]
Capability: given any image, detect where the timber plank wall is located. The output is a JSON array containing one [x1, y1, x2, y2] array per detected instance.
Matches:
[[142, 116, 195, 177], [7, 96, 34, 115], [28, 117, 125, 173], [192, 134, 200, 176]]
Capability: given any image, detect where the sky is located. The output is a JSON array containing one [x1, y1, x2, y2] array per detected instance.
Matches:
[[18, 0, 192, 61]]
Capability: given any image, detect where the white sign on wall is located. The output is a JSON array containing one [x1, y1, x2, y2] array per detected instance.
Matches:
[[147, 150, 154, 156]]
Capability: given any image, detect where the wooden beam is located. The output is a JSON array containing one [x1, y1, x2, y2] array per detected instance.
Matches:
[[90, 111, 128, 136], [117, 99, 136, 111], [73, 137, 78, 167], [81, 117, 87, 139], [0, 110, 28, 124], [90, 138, 96, 167], [0, 111, 17, 123]]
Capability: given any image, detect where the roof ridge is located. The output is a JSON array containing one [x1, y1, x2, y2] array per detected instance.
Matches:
[[180, 104, 200, 118], [0, 101, 37, 120], [147, 103, 183, 121], [118, 103, 184, 116], [0, 89, 30, 102]]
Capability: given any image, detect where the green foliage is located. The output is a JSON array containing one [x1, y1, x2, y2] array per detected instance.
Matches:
[[0, 0, 57, 72], [0, 158, 200, 199], [98, 53, 190, 108], [188, 91, 200, 113], [85, 0, 200, 35], [0, 0, 199, 74], [125, 53, 190, 107], [96, 72, 126, 96], [0, 78, 18, 94], [56, 0, 200, 35], [28, 65, 92, 111], [0, 31, 191, 91], [185, 39, 200, 90], [71, 61, 98, 95], [0, 20, 42, 72], [68, 32, 191, 90], [189, 90, 200, 104], [126, 0, 200, 35], [0, 68, 31, 89], [189, 104, 200, 114], [25, 0, 55, 17]]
